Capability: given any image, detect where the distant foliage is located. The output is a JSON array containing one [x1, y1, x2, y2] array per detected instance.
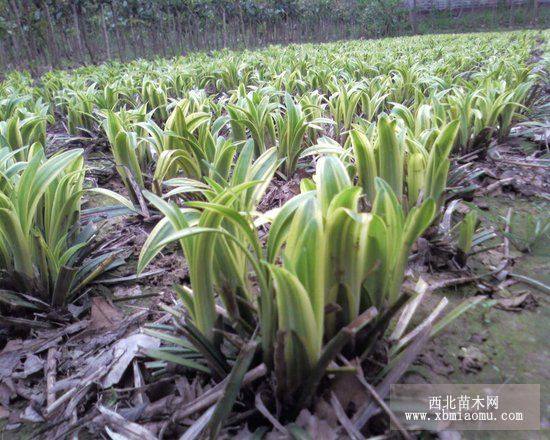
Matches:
[[0, 0, 545, 72]]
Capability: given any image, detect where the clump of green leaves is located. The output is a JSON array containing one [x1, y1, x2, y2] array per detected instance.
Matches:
[[137, 155, 436, 407], [0, 149, 126, 311], [0, 100, 52, 161], [274, 93, 330, 176], [508, 206, 550, 253], [349, 114, 459, 209]]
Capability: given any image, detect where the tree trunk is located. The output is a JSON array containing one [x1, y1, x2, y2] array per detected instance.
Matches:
[[72, 2, 97, 64], [41, 0, 60, 66], [130, 21, 138, 59], [238, 4, 246, 46], [7, 20, 23, 68], [171, 9, 179, 55], [174, 11, 184, 52], [8, 0, 34, 70], [81, 21, 98, 64], [20, 0, 41, 62], [409, 0, 418, 34], [59, 17, 73, 60], [101, 3, 112, 60], [71, 1, 84, 61], [222, 6, 227, 48], [109, 1, 124, 59], [532, 0, 539, 26]]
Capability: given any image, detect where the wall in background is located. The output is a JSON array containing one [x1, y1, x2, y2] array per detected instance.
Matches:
[[404, 0, 547, 10]]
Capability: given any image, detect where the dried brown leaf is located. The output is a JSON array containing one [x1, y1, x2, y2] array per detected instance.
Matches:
[[295, 409, 338, 440], [102, 334, 160, 388], [90, 297, 124, 330], [458, 345, 488, 373], [0, 406, 9, 419], [495, 292, 538, 311]]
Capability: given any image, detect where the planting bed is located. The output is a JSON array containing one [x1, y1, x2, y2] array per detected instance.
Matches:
[[0, 30, 548, 438]]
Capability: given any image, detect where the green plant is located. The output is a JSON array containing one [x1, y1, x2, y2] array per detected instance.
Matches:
[[274, 93, 330, 176], [210, 60, 254, 92], [327, 81, 364, 140], [447, 88, 483, 152], [137, 155, 436, 407], [145, 102, 240, 193], [507, 206, 550, 253], [457, 210, 478, 255], [59, 84, 98, 135], [0, 149, 126, 310], [141, 79, 168, 121], [0, 103, 53, 161], [456, 210, 479, 266], [102, 111, 146, 205], [468, 204, 550, 255], [349, 114, 459, 209], [360, 88, 387, 122], [227, 90, 278, 157]]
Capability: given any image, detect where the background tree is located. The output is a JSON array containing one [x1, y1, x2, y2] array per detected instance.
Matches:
[[0, 0, 546, 73]]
